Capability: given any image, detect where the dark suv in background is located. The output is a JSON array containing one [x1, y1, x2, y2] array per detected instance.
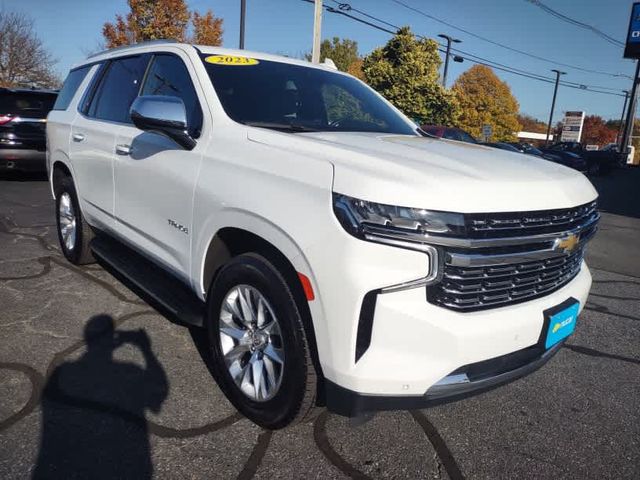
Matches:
[[0, 87, 57, 172]]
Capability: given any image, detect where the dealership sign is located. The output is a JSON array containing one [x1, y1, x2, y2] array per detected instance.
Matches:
[[624, 2, 640, 58], [560, 111, 585, 142]]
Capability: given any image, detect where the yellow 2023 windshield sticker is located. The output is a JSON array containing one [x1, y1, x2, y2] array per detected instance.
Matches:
[[205, 55, 259, 66]]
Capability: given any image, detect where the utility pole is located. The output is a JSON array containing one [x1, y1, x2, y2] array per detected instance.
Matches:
[[312, 0, 323, 63], [545, 69, 566, 146], [438, 34, 461, 88], [617, 90, 630, 147], [620, 60, 640, 155], [239, 0, 246, 49]]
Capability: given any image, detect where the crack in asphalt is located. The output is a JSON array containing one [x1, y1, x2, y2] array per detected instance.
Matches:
[[236, 430, 273, 480], [564, 343, 640, 366], [410, 411, 465, 480], [312, 410, 373, 479], [585, 301, 640, 322]]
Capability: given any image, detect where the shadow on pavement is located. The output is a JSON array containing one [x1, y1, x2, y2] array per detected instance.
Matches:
[[33, 315, 168, 480], [589, 167, 640, 219]]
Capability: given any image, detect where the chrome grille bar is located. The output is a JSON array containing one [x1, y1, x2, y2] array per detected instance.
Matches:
[[425, 201, 598, 312]]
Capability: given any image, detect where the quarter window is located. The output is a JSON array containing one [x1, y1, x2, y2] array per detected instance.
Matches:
[[141, 54, 203, 137], [53, 66, 90, 111], [87, 55, 149, 123]]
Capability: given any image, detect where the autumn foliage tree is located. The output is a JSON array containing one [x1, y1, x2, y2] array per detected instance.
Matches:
[[103, 0, 223, 48], [580, 115, 617, 146], [517, 114, 547, 134], [363, 27, 459, 125], [453, 65, 521, 141]]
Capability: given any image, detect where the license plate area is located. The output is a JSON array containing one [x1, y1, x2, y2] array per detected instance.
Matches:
[[542, 298, 580, 349]]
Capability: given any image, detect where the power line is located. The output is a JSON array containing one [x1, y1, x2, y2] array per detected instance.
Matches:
[[524, 0, 625, 48], [314, 1, 626, 98], [389, 0, 631, 79]]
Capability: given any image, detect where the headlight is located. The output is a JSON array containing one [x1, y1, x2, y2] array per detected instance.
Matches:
[[333, 193, 462, 289], [333, 193, 465, 243]]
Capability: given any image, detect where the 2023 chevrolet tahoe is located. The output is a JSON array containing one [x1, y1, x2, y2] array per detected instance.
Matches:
[[47, 41, 599, 429]]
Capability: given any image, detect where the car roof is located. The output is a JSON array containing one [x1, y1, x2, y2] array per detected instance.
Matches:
[[76, 40, 339, 74]]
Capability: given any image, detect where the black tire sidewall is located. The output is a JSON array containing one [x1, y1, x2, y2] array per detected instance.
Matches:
[[206, 254, 311, 429], [54, 177, 84, 264]]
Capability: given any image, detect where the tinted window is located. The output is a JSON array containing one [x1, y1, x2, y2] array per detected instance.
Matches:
[[442, 129, 460, 141], [53, 66, 90, 111], [88, 56, 148, 123], [457, 130, 477, 144], [201, 56, 415, 135], [0, 91, 57, 117], [141, 54, 202, 137]]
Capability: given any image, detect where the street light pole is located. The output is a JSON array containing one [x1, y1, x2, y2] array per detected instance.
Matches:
[[617, 90, 630, 147], [239, 0, 246, 49], [545, 69, 566, 146], [620, 60, 640, 155], [438, 34, 461, 88], [312, 0, 323, 63]]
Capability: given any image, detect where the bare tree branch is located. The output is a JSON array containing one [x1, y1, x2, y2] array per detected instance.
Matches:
[[0, 10, 60, 88]]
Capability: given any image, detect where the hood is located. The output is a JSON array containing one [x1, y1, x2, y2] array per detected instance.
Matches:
[[248, 130, 598, 213]]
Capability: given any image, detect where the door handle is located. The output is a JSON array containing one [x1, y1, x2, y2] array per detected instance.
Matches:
[[115, 144, 132, 156], [72, 133, 85, 142]]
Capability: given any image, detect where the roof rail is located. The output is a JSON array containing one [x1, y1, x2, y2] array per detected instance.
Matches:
[[88, 39, 179, 58]]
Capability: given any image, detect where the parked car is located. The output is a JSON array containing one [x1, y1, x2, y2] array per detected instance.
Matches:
[[482, 142, 522, 153], [508, 142, 586, 172], [420, 125, 478, 143], [542, 142, 622, 175], [48, 42, 599, 429], [0, 87, 57, 172]]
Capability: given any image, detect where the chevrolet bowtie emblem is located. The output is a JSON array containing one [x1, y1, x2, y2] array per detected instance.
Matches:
[[555, 233, 580, 253]]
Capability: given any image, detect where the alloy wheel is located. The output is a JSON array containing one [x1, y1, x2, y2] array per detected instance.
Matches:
[[218, 284, 285, 402], [58, 192, 76, 251]]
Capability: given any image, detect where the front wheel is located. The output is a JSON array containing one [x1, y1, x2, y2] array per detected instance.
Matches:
[[206, 253, 316, 429]]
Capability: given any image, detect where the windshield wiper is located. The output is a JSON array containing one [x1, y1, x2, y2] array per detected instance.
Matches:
[[244, 121, 319, 133]]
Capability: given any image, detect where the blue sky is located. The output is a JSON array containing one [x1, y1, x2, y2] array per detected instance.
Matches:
[[4, 0, 636, 123]]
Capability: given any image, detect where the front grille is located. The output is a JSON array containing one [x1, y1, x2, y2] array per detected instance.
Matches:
[[464, 201, 597, 238], [428, 248, 584, 312]]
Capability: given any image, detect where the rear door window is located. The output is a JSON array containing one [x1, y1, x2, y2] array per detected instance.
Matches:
[[0, 91, 57, 118], [53, 66, 90, 111], [87, 55, 149, 124]]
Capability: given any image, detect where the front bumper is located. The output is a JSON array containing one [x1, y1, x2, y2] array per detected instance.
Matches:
[[308, 223, 592, 404], [325, 339, 565, 417]]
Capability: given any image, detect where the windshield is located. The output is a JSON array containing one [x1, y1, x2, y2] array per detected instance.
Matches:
[[200, 55, 416, 135]]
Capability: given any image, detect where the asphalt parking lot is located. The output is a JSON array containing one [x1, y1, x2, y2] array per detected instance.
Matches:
[[1, 169, 639, 479]]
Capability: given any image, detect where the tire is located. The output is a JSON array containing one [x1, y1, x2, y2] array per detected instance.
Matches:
[[206, 253, 316, 429], [54, 174, 95, 265]]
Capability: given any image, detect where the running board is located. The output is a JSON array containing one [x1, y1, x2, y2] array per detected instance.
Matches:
[[90, 235, 205, 328]]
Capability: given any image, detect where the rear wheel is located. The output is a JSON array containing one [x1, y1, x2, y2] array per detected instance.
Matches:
[[206, 253, 316, 429], [54, 174, 95, 265]]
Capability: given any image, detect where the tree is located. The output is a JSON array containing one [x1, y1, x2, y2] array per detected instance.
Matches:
[[305, 37, 364, 79], [363, 27, 459, 126], [103, 0, 223, 48], [0, 11, 59, 88], [517, 114, 547, 134], [191, 11, 223, 46], [581, 115, 617, 146], [452, 65, 521, 141]]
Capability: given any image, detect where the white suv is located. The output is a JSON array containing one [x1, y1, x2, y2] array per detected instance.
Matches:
[[47, 41, 598, 429]]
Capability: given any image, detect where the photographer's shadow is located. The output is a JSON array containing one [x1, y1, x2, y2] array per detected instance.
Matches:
[[33, 315, 168, 479]]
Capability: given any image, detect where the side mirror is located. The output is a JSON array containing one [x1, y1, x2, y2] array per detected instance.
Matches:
[[130, 95, 196, 150]]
